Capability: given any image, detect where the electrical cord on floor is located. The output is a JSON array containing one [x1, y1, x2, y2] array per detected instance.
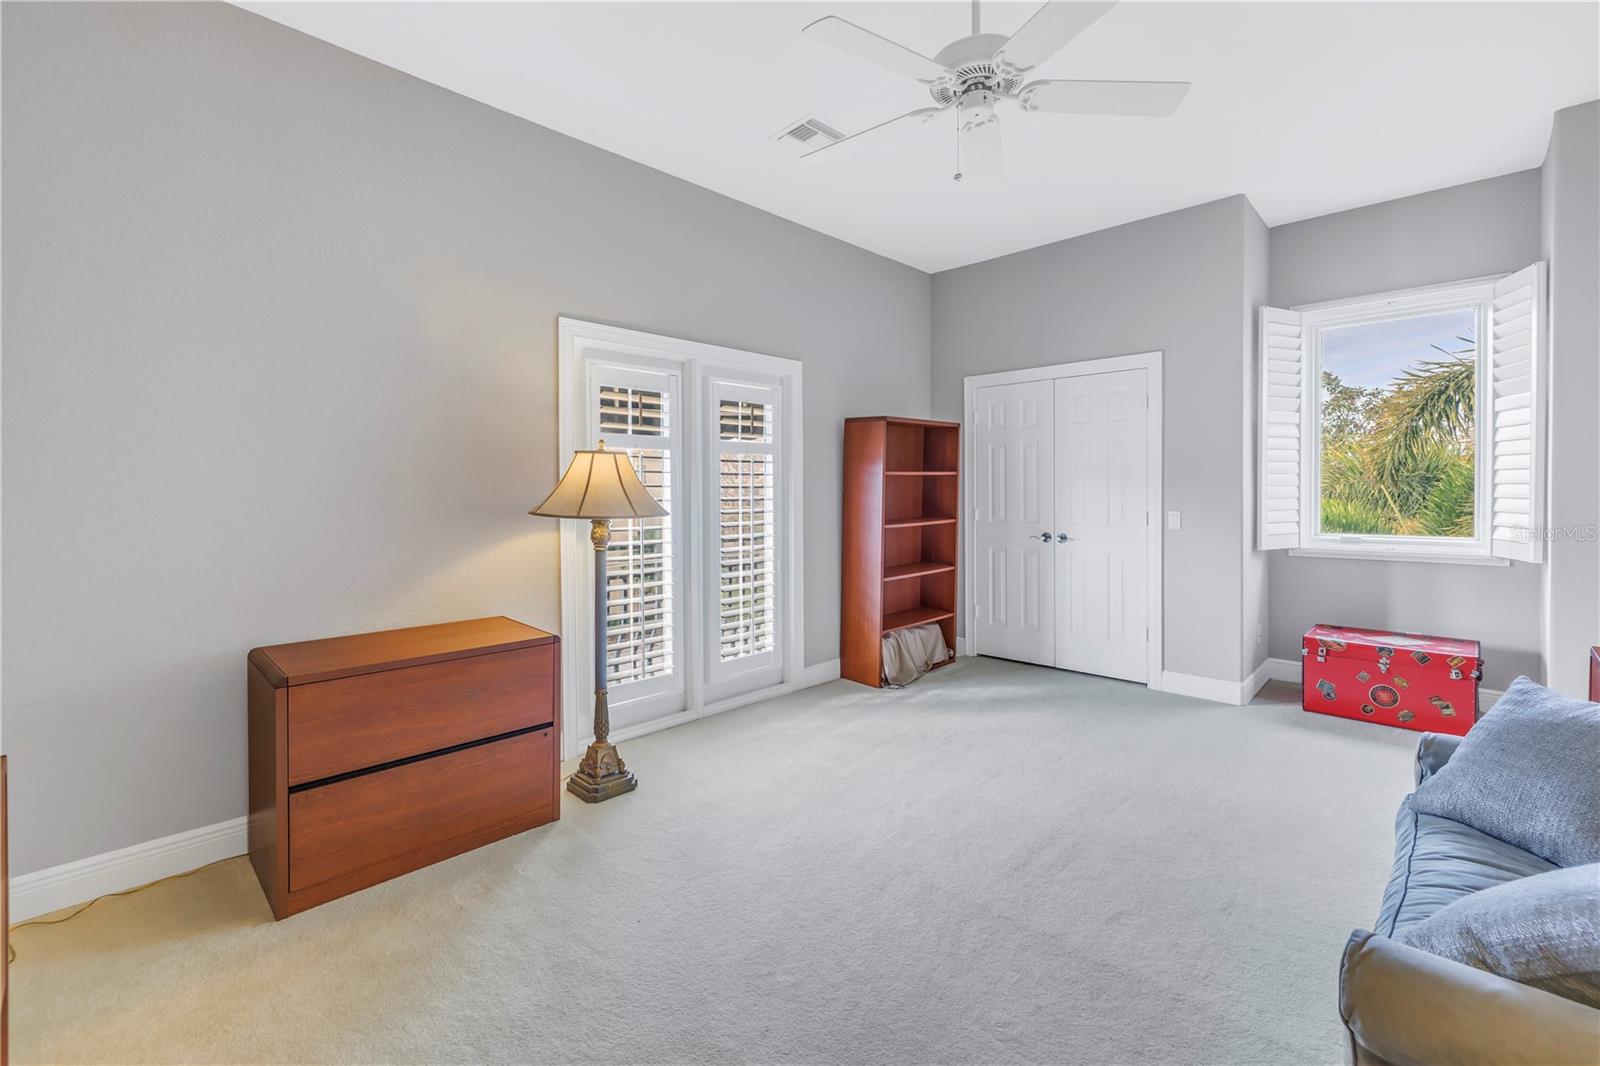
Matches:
[[6, 855, 239, 963]]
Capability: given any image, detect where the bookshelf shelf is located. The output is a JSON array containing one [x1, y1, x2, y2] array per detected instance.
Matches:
[[883, 607, 956, 633], [883, 562, 956, 583], [883, 517, 957, 529]]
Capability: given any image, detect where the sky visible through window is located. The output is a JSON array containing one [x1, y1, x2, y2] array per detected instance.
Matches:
[[1322, 309, 1476, 388]]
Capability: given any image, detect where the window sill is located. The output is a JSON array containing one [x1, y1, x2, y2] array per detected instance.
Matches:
[[1287, 547, 1510, 567]]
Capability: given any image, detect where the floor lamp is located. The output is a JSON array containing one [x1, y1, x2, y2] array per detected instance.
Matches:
[[531, 440, 667, 802]]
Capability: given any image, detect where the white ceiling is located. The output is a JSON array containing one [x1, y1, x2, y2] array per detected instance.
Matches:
[[240, 2, 1599, 273]]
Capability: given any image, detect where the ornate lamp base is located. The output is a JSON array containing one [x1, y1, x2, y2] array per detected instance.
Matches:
[[568, 522, 639, 804], [566, 740, 638, 803]]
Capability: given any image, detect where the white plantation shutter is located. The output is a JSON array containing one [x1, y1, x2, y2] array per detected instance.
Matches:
[[709, 380, 780, 679], [591, 369, 680, 698], [1258, 306, 1306, 550], [1488, 263, 1547, 563], [605, 446, 673, 684]]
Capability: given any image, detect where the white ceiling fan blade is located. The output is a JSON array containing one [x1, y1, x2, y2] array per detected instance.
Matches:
[[802, 106, 946, 160], [802, 16, 950, 83], [958, 101, 1002, 177], [1018, 79, 1191, 116], [994, 1, 1118, 73]]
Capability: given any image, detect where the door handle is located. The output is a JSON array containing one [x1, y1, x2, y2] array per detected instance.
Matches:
[[1056, 533, 1072, 542], [1028, 531, 1052, 541]]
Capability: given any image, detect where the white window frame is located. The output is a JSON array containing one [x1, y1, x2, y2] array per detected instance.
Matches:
[[1291, 277, 1504, 566], [556, 318, 804, 759]]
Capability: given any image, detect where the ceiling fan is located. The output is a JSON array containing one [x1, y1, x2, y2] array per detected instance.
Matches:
[[800, 0, 1189, 179]]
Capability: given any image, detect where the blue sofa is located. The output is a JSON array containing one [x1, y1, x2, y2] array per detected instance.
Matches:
[[1338, 733, 1600, 1065]]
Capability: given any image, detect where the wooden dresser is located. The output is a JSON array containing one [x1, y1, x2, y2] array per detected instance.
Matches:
[[248, 617, 560, 918]]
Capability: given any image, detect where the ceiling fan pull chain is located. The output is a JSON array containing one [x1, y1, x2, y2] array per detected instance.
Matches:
[[953, 109, 963, 182]]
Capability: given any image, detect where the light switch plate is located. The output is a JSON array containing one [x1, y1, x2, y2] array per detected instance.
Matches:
[[1167, 510, 1182, 530]]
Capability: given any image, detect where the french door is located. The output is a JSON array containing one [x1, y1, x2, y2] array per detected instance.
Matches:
[[703, 376, 783, 700], [560, 319, 802, 755], [969, 360, 1158, 684], [585, 361, 685, 731]]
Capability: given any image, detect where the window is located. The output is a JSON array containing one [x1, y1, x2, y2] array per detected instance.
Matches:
[[561, 319, 802, 753], [1257, 264, 1546, 564], [1319, 306, 1479, 539]]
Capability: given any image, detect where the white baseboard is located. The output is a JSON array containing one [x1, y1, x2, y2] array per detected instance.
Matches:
[[1157, 660, 1272, 706], [1241, 659, 1272, 703], [1262, 656, 1504, 711], [1160, 669, 1254, 706], [605, 709, 698, 748], [1265, 656, 1303, 684], [796, 657, 842, 688], [11, 815, 248, 923]]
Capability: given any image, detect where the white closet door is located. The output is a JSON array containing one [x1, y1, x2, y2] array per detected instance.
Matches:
[[971, 381, 1056, 666], [1053, 370, 1149, 682]]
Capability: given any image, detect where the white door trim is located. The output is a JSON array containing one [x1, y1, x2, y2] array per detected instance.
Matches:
[[556, 317, 805, 759], [962, 351, 1165, 691]]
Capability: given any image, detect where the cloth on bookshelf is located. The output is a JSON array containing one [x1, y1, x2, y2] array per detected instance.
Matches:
[[881, 624, 951, 687]]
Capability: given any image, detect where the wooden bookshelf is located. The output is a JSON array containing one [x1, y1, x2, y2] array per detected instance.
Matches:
[[841, 417, 960, 687]]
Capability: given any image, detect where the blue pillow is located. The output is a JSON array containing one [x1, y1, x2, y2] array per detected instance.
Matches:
[[1397, 864, 1600, 1009], [1412, 676, 1600, 868]]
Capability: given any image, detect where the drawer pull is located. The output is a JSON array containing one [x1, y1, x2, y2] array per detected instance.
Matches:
[[288, 721, 551, 794]]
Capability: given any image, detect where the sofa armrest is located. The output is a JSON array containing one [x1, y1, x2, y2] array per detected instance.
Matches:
[[1340, 929, 1600, 1066], [1414, 732, 1464, 785]]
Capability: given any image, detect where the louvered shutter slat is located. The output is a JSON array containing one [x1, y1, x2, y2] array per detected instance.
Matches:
[[1257, 306, 1305, 550], [1488, 263, 1546, 562]]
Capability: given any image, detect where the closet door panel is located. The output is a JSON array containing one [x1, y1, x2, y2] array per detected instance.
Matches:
[[1053, 370, 1149, 682], [971, 381, 1055, 666]]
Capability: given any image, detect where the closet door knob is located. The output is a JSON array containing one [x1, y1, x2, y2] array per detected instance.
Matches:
[[1056, 533, 1072, 542], [1029, 531, 1052, 541]]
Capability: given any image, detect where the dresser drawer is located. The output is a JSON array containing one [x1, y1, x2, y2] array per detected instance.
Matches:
[[286, 645, 553, 786], [288, 728, 554, 893]]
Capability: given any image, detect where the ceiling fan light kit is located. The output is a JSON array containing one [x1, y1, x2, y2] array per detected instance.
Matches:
[[800, 0, 1190, 180]]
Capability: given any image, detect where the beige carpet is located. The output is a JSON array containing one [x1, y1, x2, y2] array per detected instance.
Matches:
[[12, 658, 1418, 1064]]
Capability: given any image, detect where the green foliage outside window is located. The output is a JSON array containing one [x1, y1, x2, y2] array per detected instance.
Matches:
[[1320, 354, 1476, 538]]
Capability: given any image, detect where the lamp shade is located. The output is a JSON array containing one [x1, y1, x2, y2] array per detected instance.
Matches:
[[530, 441, 668, 520]]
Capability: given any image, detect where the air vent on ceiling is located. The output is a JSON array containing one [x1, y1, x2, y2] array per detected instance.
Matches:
[[773, 116, 843, 154]]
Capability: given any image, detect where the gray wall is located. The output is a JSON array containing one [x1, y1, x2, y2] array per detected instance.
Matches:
[[1540, 101, 1600, 696], [933, 196, 1260, 683], [1265, 171, 1545, 688], [1, 2, 931, 874], [1241, 203, 1271, 678]]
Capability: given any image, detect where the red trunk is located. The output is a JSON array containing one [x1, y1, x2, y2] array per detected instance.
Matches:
[[1301, 624, 1482, 736]]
